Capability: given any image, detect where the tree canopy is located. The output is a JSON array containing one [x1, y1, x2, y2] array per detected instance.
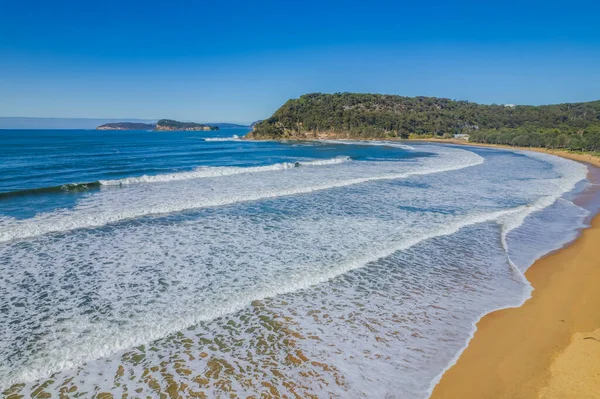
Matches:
[[156, 119, 218, 130], [249, 93, 600, 151]]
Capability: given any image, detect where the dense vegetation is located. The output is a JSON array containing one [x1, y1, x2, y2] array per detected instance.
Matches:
[[156, 119, 218, 130], [249, 93, 600, 151], [470, 125, 600, 152], [96, 122, 155, 130]]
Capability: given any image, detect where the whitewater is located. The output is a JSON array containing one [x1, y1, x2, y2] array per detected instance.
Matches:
[[0, 129, 595, 398]]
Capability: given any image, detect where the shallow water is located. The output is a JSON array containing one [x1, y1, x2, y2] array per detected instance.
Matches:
[[0, 130, 594, 398]]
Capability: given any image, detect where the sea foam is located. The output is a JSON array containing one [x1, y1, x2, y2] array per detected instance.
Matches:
[[0, 148, 483, 242], [0, 142, 592, 398], [98, 156, 350, 186], [203, 135, 240, 141]]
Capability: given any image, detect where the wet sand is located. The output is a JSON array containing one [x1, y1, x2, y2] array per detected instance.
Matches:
[[430, 147, 600, 399]]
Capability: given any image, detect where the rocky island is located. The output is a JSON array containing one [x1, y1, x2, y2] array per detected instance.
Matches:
[[96, 119, 219, 131], [96, 122, 155, 130], [154, 119, 218, 131]]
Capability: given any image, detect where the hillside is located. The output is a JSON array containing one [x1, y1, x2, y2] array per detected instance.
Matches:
[[247, 93, 600, 151], [155, 119, 218, 131]]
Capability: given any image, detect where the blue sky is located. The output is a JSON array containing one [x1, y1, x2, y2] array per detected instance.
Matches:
[[1, 0, 599, 124]]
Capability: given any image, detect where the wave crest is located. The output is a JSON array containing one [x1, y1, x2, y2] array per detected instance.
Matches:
[[203, 135, 240, 141], [99, 156, 351, 186]]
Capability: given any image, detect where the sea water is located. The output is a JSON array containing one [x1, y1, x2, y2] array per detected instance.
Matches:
[[0, 129, 595, 398]]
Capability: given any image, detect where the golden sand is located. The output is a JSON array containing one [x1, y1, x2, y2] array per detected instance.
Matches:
[[539, 327, 600, 398], [430, 148, 600, 398]]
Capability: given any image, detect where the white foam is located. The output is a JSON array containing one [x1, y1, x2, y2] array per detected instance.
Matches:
[[98, 156, 351, 186], [0, 214, 16, 228], [321, 139, 416, 150], [498, 150, 588, 271], [203, 135, 240, 141], [0, 206, 526, 388], [424, 149, 590, 399], [0, 148, 483, 242], [2, 143, 592, 398]]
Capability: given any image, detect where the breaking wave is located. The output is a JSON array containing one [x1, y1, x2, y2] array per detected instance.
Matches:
[[98, 156, 352, 186], [203, 135, 240, 141], [0, 149, 483, 243]]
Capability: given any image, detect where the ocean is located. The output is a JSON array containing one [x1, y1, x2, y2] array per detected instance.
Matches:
[[0, 129, 596, 398]]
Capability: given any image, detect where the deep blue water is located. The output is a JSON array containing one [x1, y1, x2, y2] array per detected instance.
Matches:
[[0, 129, 430, 218]]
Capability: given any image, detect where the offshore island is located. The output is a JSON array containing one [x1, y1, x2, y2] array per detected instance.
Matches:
[[97, 119, 219, 131]]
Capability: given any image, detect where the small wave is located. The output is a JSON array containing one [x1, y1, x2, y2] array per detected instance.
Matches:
[[320, 139, 416, 150], [498, 151, 588, 272], [0, 206, 520, 388], [0, 182, 100, 199], [301, 157, 352, 166], [0, 157, 353, 199], [425, 150, 590, 399], [0, 151, 483, 243], [204, 135, 240, 141], [99, 156, 352, 186]]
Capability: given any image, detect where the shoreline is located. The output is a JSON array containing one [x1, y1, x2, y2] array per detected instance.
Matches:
[[243, 135, 600, 167], [405, 138, 600, 167], [245, 136, 600, 397], [428, 145, 600, 398]]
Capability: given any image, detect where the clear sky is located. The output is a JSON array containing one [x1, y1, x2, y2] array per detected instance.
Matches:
[[1, 0, 599, 124]]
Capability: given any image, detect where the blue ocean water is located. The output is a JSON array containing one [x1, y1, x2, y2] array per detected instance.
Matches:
[[0, 129, 429, 219], [0, 129, 596, 398]]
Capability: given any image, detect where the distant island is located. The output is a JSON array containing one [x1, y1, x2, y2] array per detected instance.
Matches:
[[213, 123, 252, 129], [154, 119, 219, 131], [97, 122, 155, 130], [247, 93, 600, 152], [97, 119, 219, 131]]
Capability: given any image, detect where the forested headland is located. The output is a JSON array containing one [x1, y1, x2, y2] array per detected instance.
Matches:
[[248, 93, 600, 152]]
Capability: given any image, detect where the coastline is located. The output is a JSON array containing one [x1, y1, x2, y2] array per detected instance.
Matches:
[[2, 137, 600, 397], [428, 143, 600, 398], [243, 136, 600, 397], [243, 134, 600, 167], [406, 138, 600, 167]]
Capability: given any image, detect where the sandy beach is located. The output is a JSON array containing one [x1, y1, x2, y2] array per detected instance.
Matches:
[[430, 144, 600, 399]]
